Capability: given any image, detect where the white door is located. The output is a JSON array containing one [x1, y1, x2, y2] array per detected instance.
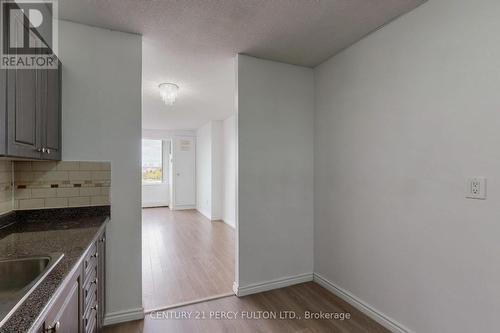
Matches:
[[172, 136, 196, 208]]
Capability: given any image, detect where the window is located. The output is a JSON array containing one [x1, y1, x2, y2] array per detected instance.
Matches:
[[142, 139, 163, 183]]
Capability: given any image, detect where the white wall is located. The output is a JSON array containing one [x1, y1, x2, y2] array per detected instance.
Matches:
[[142, 129, 196, 140], [196, 120, 223, 220], [222, 115, 236, 228], [237, 54, 314, 291], [59, 21, 143, 323], [196, 122, 212, 218], [314, 1, 500, 332], [142, 182, 169, 208], [211, 121, 223, 220]]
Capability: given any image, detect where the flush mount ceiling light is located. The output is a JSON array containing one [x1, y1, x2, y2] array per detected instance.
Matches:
[[159, 83, 179, 106]]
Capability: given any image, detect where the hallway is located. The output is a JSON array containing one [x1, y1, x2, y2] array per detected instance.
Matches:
[[142, 208, 235, 311]]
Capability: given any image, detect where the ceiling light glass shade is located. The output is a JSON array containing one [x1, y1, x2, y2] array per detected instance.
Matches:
[[159, 83, 179, 105]]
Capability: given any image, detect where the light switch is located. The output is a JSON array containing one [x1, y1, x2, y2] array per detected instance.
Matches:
[[466, 177, 487, 200]]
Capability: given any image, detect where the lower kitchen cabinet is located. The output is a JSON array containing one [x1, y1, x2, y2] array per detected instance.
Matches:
[[97, 232, 106, 329], [34, 228, 106, 333], [38, 272, 81, 333]]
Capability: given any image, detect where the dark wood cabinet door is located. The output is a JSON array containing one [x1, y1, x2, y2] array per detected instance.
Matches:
[[42, 277, 81, 333], [0, 69, 6, 155], [0, 5, 61, 159], [6, 68, 43, 158], [42, 62, 62, 160]]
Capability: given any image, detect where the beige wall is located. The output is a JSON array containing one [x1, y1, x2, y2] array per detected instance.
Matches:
[[0, 161, 13, 215], [13, 161, 110, 210]]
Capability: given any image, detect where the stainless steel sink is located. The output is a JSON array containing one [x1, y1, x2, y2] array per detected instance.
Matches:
[[0, 253, 64, 327]]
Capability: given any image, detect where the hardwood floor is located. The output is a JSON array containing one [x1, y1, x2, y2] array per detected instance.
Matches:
[[105, 282, 389, 333], [142, 208, 235, 311]]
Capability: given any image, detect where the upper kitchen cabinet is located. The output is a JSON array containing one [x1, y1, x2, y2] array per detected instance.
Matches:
[[40, 61, 62, 161], [0, 62, 62, 160], [0, 2, 62, 161], [0, 71, 5, 156], [5, 67, 42, 159]]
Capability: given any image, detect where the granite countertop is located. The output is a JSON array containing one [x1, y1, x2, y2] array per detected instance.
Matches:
[[0, 206, 110, 333]]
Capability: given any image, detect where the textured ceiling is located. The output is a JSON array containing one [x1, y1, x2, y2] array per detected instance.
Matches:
[[59, 0, 425, 130]]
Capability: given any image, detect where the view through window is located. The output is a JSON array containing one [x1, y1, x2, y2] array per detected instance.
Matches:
[[142, 139, 163, 183]]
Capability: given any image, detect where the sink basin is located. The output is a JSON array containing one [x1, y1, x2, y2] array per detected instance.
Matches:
[[0, 257, 50, 293], [0, 253, 64, 327]]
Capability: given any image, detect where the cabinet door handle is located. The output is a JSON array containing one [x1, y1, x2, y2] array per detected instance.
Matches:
[[46, 149, 51, 154], [45, 320, 60, 332]]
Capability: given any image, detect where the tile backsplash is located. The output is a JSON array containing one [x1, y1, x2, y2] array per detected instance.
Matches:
[[13, 161, 111, 210], [0, 161, 13, 215]]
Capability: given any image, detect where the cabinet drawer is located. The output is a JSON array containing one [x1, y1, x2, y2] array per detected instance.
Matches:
[[84, 307, 98, 333], [83, 242, 98, 277], [83, 265, 97, 291], [83, 278, 98, 333], [83, 268, 97, 307]]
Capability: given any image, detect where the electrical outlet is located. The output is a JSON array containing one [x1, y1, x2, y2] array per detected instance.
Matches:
[[466, 177, 487, 200]]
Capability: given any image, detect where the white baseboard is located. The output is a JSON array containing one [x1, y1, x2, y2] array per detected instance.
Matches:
[[103, 307, 144, 326], [196, 208, 211, 219], [171, 204, 196, 210], [196, 208, 223, 221], [222, 219, 235, 228], [145, 292, 234, 314], [142, 202, 169, 208], [313, 273, 412, 333], [232, 281, 239, 295], [234, 272, 313, 297]]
